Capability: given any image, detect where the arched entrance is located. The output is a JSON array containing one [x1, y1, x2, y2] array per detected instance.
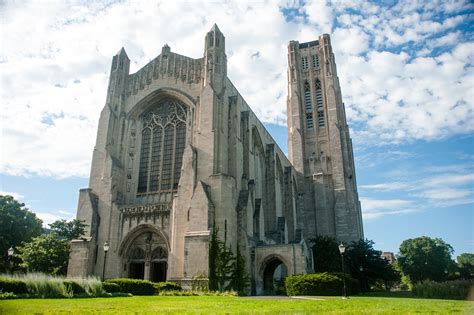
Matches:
[[121, 227, 169, 281], [262, 257, 288, 295]]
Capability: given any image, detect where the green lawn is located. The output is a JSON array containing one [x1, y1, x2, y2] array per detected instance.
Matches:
[[1, 296, 472, 314]]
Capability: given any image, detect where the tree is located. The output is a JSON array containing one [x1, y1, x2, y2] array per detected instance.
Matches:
[[345, 239, 400, 291], [0, 195, 43, 272], [15, 233, 70, 275], [457, 253, 474, 279], [310, 235, 342, 273], [49, 219, 87, 240], [227, 244, 249, 294], [397, 236, 455, 283]]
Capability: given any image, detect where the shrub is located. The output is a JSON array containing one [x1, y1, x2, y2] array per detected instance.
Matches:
[[413, 279, 474, 300], [158, 290, 238, 296], [0, 277, 28, 294], [63, 280, 85, 294], [285, 272, 360, 296], [103, 282, 121, 293], [153, 281, 182, 293], [0, 292, 17, 299], [22, 273, 73, 298], [105, 278, 155, 295]]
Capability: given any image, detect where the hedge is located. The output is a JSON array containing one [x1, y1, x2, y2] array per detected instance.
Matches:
[[104, 278, 156, 295], [153, 281, 182, 292], [102, 282, 121, 293], [285, 272, 360, 296], [412, 279, 474, 300], [0, 278, 28, 294], [63, 280, 86, 294]]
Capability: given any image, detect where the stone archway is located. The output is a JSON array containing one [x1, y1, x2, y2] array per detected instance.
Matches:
[[119, 225, 169, 281], [261, 256, 288, 295]]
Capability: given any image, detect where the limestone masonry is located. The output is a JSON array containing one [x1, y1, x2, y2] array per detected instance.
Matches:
[[67, 25, 364, 294]]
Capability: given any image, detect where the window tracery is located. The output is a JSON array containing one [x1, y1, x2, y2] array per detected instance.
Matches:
[[304, 81, 313, 129], [137, 99, 188, 194]]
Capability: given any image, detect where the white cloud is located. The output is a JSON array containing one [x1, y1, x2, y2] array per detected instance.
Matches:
[[360, 198, 417, 220], [1, 1, 472, 178], [36, 211, 75, 227], [0, 191, 25, 200]]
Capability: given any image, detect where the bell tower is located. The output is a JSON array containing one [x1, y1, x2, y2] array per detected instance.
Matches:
[[287, 34, 363, 242]]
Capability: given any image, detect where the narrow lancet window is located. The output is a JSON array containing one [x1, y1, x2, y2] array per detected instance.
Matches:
[[315, 79, 325, 127], [304, 81, 313, 129], [312, 54, 320, 68], [301, 56, 308, 70]]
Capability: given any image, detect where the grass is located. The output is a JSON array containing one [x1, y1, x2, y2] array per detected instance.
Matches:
[[1, 296, 473, 314]]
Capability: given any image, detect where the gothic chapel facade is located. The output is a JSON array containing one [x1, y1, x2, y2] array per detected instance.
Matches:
[[67, 25, 363, 294]]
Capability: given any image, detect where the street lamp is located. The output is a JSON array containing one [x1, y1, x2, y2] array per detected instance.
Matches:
[[102, 241, 110, 281], [338, 243, 347, 299], [7, 246, 14, 273]]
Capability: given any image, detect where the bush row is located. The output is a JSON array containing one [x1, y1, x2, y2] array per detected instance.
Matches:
[[412, 279, 473, 300], [104, 279, 181, 295], [285, 272, 360, 296], [0, 274, 108, 298], [1, 274, 182, 297]]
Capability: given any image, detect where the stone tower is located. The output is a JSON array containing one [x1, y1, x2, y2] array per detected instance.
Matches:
[[287, 35, 364, 242]]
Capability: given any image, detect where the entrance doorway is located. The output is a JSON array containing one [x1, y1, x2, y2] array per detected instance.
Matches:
[[129, 262, 145, 279], [262, 258, 288, 295], [151, 262, 167, 282]]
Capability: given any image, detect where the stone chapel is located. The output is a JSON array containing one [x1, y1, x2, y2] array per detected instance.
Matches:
[[67, 24, 364, 295]]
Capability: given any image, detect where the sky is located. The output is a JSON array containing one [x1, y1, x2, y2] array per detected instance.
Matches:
[[1, 0, 473, 257]]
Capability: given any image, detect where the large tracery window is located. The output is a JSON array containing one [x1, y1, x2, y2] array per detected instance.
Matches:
[[137, 99, 188, 194]]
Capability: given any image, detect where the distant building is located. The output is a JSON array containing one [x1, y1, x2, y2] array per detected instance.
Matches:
[[67, 25, 363, 294], [381, 252, 396, 264]]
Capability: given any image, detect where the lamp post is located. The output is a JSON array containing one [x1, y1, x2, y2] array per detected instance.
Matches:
[[102, 241, 110, 281], [338, 243, 347, 299], [7, 246, 14, 273]]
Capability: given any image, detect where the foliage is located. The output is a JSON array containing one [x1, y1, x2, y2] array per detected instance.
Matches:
[[105, 278, 155, 295], [191, 273, 209, 291], [398, 236, 456, 283], [457, 253, 474, 279], [102, 282, 121, 293], [49, 219, 88, 240], [0, 273, 113, 298], [227, 244, 249, 295], [208, 222, 248, 293], [0, 292, 17, 299], [158, 290, 238, 296], [310, 235, 342, 272], [21, 273, 73, 298], [208, 223, 219, 291], [285, 272, 360, 296], [345, 239, 400, 291], [63, 280, 86, 294], [311, 236, 400, 292], [14, 234, 70, 275], [0, 195, 43, 272], [412, 279, 474, 300], [153, 281, 181, 292], [0, 276, 28, 294]]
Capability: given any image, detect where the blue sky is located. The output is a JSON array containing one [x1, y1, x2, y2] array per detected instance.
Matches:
[[1, 0, 473, 257]]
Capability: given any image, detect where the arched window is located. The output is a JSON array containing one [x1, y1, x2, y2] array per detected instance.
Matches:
[[312, 54, 320, 68], [137, 99, 188, 194], [315, 80, 325, 127], [304, 81, 313, 129]]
